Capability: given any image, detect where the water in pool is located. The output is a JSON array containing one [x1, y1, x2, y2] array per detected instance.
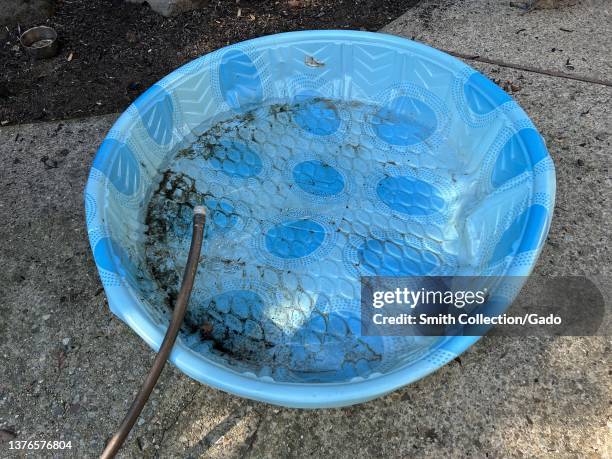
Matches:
[[144, 97, 470, 382]]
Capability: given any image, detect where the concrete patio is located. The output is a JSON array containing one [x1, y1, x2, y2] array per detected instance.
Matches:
[[1, 1, 610, 457]]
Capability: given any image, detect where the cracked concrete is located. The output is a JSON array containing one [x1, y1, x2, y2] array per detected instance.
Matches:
[[1, 0, 610, 457]]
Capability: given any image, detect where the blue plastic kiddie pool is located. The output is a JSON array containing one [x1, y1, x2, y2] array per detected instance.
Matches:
[[85, 31, 555, 408]]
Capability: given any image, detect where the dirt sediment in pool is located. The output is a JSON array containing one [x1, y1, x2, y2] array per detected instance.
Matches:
[[142, 98, 444, 379]]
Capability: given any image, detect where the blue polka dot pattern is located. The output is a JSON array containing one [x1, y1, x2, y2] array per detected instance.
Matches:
[[372, 96, 437, 146], [93, 139, 141, 196], [293, 91, 341, 136], [492, 129, 548, 188], [293, 160, 344, 196], [358, 238, 439, 276], [285, 311, 384, 380], [376, 176, 445, 216], [265, 219, 326, 259], [196, 289, 271, 344], [165, 199, 239, 240], [205, 198, 239, 235], [209, 140, 262, 178], [134, 84, 174, 145], [213, 290, 263, 318], [219, 49, 263, 112], [491, 204, 548, 263], [464, 72, 512, 115]]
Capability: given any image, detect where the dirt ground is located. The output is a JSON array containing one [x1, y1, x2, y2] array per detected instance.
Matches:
[[0, 0, 418, 125]]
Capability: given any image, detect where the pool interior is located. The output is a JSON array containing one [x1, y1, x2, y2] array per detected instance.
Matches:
[[134, 96, 529, 383]]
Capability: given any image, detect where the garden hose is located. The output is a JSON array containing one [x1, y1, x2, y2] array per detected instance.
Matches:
[[100, 206, 206, 459]]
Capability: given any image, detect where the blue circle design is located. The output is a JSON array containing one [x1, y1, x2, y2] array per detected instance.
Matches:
[[166, 199, 238, 240], [490, 204, 548, 263], [134, 84, 174, 145], [93, 139, 141, 196], [205, 198, 239, 235], [294, 310, 384, 379], [209, 290, 264, 319], [94, 237, 130, 275], [358, 239, 438, 276], [209, 140, 262, 178], [492, 129, 548, 188], [376, 175, 445, 216], [265, 219, 326, 259], [372, 96, 437, 146], [293, 91, 341, 136], [464, 72, 512, 115], [292, 160, 344, 196], [219, 49, 263, 112]]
